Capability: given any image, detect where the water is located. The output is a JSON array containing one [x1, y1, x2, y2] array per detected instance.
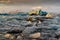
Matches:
[[0, 13, 60, 40]]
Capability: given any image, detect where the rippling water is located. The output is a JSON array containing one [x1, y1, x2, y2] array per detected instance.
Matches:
[[0, 14, 28, 40], [0, 14, 60, 28], [0, 13, 60, 40]]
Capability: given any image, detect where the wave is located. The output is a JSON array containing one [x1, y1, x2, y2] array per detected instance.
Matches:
[[0, 13, 29, 16]]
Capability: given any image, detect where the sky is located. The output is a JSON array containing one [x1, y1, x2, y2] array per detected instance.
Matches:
[[0, 0, 60, 13]]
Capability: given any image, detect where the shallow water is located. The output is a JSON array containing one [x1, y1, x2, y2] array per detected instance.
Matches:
[[0, 14, 60, 40]]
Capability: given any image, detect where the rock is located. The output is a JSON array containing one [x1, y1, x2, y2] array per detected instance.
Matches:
[[4, 34, 12, 38], [29, 32, 41, 38]]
